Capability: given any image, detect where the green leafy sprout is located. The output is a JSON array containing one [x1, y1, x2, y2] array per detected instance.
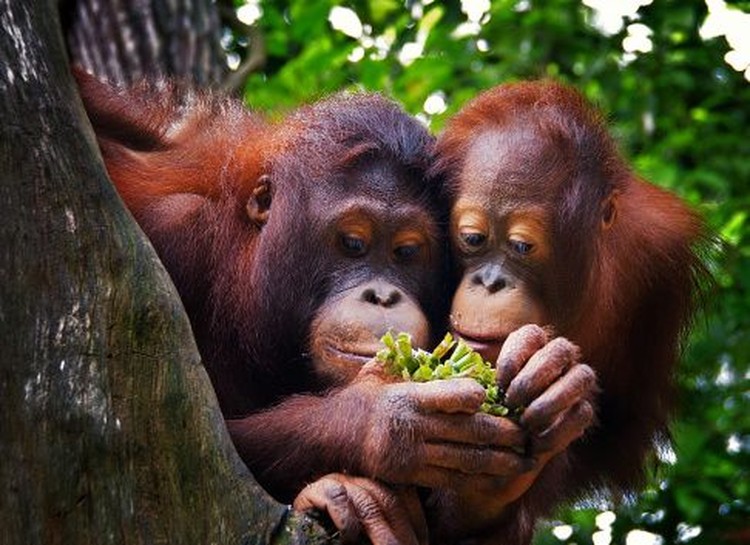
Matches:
[[376, 331, 517, 417]]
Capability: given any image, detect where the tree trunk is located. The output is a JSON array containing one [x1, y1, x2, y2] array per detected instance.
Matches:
[[62, 0, 226, 85], [0, 1, 330, 543]]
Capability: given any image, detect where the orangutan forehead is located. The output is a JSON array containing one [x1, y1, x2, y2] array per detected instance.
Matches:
[[461, 127, 570, 204]]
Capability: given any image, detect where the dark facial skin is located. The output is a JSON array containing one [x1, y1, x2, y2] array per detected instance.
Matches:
[[307, 159, 437, 385], [449, 129, 555, 363]]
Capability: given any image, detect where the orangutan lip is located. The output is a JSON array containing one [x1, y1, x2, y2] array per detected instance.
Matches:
[[325, 345, 375, 365], [452, 330, 505, 355]]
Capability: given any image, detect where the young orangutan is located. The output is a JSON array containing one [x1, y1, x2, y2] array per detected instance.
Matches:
[[428, 80, 708, 544]]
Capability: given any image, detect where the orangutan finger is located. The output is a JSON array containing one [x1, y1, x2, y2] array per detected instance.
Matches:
[[419, 411, 526, 450], [505, 337, 580, 409], [292, 475, 362, 543], [521, 364, 597, 431], [530, 400, 596, 455], [496, 324, 549, 390]]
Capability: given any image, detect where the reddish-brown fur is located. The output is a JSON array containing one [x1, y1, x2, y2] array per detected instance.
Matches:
[[78, 71, 705, 543], [432, 81, 709, 543], [79, 71, 570, 545], [76, 68, 441, 473]]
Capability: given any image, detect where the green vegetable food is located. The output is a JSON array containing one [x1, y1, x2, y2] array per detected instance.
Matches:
[[376, 331, 518, 417]]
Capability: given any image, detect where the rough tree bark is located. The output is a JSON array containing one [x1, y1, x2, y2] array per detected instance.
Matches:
[[0, 1, 330, 543], [62, 0, 226, 85]]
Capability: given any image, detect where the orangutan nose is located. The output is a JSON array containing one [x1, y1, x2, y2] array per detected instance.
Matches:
[[361, 281, 403, 308], [472, 263, 508, 294]]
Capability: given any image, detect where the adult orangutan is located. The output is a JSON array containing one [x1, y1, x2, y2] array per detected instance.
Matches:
[[428, 80, 708, 544], [77, 71, 575, 544]]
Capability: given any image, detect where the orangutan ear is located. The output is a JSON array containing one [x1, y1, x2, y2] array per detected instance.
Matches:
[[601, 190, 619, 230], [247, 175, 272, 227]]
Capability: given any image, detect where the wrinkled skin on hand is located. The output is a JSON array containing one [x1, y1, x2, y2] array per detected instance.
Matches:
[[283, 368, 524, 545], [293, 474, 428, 545], [427, 325, 598, 543], [227, 356, 532, 504], [352, 360, 531, 489], [294, 326, 597, 544]]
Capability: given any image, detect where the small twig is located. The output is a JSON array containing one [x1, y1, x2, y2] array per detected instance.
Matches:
[[221, 26, 266, 95], [218, 5, 267, 95]]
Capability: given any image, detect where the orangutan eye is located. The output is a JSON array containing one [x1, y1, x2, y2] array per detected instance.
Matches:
[[394, 243, 421, 261], [340, 234, 367, 257], [509, 239, 533, 255], [461, 231, 487, 249]]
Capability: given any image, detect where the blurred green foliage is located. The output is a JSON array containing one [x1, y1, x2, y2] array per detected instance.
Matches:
[[228, 0, 750, 542]]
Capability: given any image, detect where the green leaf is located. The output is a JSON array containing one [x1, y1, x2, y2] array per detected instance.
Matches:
[[376, 332, 515, 416]]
